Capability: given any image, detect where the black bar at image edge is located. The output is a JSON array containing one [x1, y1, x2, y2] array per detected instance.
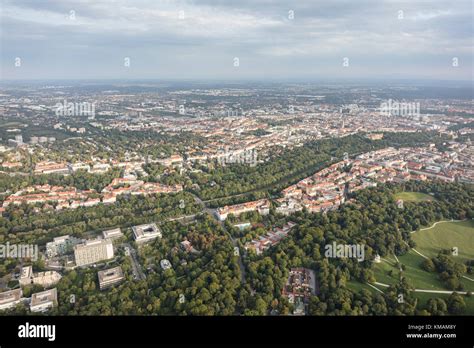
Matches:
[[0, 316, 472, 346]]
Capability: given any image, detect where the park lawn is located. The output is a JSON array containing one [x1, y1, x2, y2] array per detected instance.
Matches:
[[394, 191, 435, 202], [460, 277, 474, 291], [372, 258, 399, 285], [411, 220, 474, 263], [399, 250, 472, 290], [346, 280, 382, 295], [374, 250, 474, 292], [380, 251, 448, 290], [347, 280, 474, 315], [414, 292, 474, 315]]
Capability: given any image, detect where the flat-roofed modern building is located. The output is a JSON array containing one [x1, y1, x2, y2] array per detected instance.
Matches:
[[30, 288, 57, 312], [102, 228, 123, 241], [74, 238, 114, 267], [98, 266, 125, 290], [132, 223, 162, 243], [19, 266, 62, 287], [0, 289, 23, 311]]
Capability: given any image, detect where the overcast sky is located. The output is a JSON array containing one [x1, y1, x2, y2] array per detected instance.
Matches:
[[1, 0, 472, 81]]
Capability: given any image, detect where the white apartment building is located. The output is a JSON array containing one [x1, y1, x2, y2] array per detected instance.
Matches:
[[30, 288, 57, 313], [98, 266, 125, 290], [102, 228, 123, 241], [132, 223, 162, 243], [0, 289, 23, 311], [19, 266, 62, 287], [74, 238, 114, 267]]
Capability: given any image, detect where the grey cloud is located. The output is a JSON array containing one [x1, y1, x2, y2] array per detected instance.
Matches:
[[1, 0, 472, 80]]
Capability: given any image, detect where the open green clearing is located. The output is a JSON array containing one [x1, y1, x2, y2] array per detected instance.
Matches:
[[394, 191, 435, 202], [414, 292, 474, 314], [346, 280, 381, 295], [372, 220, 474, 290], [348, 278, 474, 315], [411, 220, 474, 263], [373, 250, 473, 292], [374, 251, 447, 290]]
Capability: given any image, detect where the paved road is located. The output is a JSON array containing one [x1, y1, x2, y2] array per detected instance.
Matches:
[[212, 214, 247, 284], [122, 242, 146, 281], [191, 193, 246, 284], [225, 226, 247, 285]]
